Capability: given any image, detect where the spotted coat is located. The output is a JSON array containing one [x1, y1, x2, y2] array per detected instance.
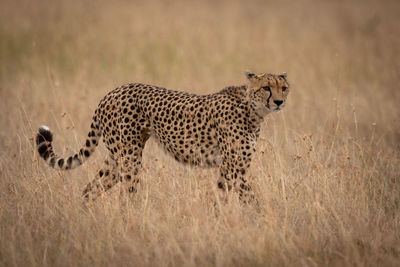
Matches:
[[36, 72, 290, 202]]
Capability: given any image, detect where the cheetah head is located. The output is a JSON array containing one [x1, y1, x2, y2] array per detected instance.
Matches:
[[246, 71, 290, 117]]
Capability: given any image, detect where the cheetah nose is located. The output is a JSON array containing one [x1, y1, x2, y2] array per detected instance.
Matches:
[[274, 100, 283, 106]]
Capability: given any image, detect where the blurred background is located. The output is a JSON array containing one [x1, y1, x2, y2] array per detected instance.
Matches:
[[0, 0, 399, 266], [1, 0, 399, 143]]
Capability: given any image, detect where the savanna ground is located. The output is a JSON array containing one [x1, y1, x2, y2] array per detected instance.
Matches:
[[0, 0, 399, 266]]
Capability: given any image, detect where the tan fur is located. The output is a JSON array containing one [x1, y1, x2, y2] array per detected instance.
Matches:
[[36, 72, 290, 203]]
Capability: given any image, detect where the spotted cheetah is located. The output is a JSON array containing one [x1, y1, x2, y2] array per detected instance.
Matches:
[[36, 72, 290, 202]]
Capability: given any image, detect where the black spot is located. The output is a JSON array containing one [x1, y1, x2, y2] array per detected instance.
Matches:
[[128, 186, 136, 193], [38, 144, 47, 155], [84, 150, 90, 157], [58, 159, 64, 168], [50, 157, 55, 167]]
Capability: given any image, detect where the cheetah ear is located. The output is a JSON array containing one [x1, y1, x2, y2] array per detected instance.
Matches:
[[279, 72, 287, 79], [245, 71, 257, 81], [245, 71, 260, 93]]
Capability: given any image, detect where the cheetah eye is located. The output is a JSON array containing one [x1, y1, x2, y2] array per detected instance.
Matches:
[[262, 86, 271, 92], [282, 86, 288, 92]]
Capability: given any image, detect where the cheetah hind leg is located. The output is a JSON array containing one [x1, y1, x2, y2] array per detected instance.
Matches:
[[82, 158, 119, 202], [117, 157, 142, 198], [118, 144, 146, 196], [83, 132, 148, 202], [118, 132, 149, 196]]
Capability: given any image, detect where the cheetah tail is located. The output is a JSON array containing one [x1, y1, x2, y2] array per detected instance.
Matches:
[[36, 121, 101, 170]]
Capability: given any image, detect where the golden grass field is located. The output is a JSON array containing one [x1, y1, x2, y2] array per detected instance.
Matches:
[[1, 0, 399, 266]]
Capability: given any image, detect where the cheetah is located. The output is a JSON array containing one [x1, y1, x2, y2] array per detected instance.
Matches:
[[36, 72, 290, 203]]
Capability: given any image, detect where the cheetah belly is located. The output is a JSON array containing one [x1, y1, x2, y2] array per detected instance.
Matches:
[[151, 126, 221, 167]]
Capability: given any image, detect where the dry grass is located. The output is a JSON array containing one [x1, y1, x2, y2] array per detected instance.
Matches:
[[1, 0, 399, 266]]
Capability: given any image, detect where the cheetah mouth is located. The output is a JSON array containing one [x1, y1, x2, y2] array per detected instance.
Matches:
[[266, 104, 281, 112]]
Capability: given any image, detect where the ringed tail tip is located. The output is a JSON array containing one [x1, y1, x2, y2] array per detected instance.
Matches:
[[37, 125, 53, 145]]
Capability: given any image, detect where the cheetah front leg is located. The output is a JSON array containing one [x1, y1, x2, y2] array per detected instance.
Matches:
[[217, 134, 257, 204], [218, 159, 255, 204]]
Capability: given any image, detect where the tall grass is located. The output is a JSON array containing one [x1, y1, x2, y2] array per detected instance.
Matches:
[[0, 0, 399, 266]]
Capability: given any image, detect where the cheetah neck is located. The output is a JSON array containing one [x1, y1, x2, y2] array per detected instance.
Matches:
[[217, 84, 263, 137], [219, 85, 247, 100], [239, 97, 263, 136]]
